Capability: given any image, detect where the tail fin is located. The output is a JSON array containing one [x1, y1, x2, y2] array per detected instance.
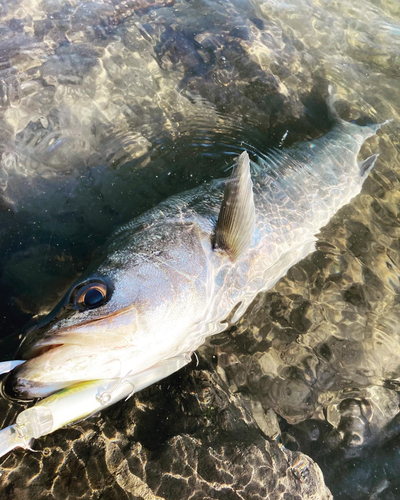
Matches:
[[327, 86, 392, 130]]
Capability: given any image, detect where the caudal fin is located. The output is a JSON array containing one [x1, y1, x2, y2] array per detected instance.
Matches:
[[327, 86, 392, 135]]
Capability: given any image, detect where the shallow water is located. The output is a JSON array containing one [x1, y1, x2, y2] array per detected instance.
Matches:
[[0, 0, 399, 498]]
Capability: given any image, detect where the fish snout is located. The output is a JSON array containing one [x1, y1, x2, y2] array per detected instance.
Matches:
[[5, 306, 140, 401], [2, 338, 139, 401], [2, 361, 69, 401]]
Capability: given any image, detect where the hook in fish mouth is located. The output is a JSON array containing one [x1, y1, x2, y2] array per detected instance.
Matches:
[[4, 303, 141, 402]]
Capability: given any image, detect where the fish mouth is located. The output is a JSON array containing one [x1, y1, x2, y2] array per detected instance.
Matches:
[[0, 342, 69, 401], [4, 341, 100, 401], [5, 306, 139, 401], [17, 305, 137, 360], [2, 359, 78, 402]]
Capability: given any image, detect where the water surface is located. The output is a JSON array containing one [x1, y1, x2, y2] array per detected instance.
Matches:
[[0, 0, 399, 498]]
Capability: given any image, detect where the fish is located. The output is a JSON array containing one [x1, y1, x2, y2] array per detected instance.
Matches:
[[0, 93, 388, 456]]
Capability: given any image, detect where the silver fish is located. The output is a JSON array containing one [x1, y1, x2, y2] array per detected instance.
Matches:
[[0, 99, 387, 454]]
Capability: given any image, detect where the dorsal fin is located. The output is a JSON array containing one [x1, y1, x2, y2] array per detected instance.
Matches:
[[214, 151, 255, 261]]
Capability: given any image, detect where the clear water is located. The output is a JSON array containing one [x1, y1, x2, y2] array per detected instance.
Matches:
[[0, 0, 399, 498]]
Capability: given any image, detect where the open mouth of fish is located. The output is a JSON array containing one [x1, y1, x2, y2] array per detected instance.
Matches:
[[1, 295, 197, 402], [0, 303, 128, 398]]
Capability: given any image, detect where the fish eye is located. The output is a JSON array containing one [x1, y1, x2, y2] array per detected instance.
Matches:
[[73, 281, 108, 310]]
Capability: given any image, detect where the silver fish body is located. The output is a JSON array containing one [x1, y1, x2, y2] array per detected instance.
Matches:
[[5, 118, 383, 400]]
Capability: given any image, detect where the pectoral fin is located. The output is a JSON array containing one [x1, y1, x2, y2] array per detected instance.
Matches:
[[359, 153, 379, 177], [214, 151, 255, 261]]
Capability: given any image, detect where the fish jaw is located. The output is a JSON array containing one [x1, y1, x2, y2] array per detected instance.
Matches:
[[6, 295, 208, 400], [5, 344, 138, 399], [5, 306, 146, 399], [6, 336, 177, 400], [27, 306, 139, 356]]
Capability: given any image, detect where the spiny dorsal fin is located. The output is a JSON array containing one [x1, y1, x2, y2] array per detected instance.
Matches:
[[214, 151, 255, 261]]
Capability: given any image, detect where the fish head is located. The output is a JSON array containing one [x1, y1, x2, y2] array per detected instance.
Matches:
[[5, 220, 212, 400], [5, 151, 254, 401]]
